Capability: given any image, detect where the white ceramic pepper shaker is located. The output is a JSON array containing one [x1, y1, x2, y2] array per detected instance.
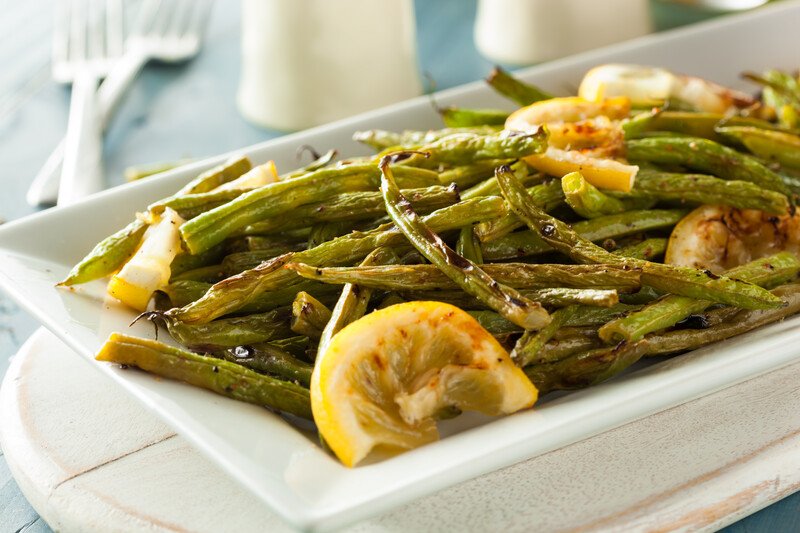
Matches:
[[475, 0, 652, 65], [238, 0, 422, 131]]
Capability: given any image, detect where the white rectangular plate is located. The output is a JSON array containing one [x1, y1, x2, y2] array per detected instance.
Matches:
[[2, 4, 800, 530]]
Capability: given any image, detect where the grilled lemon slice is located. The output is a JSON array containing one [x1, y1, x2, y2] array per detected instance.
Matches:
[[311, 301, 537, 467]]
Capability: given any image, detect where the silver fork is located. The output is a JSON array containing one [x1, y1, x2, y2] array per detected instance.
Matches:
[[54, 0, 124, 206], [27, 0, 213, 206]]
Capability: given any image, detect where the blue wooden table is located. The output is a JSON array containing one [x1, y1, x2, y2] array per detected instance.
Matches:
[[1, 1, 798, 531]]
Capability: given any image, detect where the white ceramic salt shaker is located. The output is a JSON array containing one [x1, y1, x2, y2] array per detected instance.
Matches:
[[238, 0, 421, 131], [475, 0, 652, 65]]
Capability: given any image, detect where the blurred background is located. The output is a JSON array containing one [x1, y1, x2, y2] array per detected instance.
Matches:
[[0, 0, 792, 531]]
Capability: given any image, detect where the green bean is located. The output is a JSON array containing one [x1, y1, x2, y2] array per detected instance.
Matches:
[[154, 189, 250, 220], [267, 336, 312, 359], [380, 156, 551, 329], [142, 308, 292, 349], [622, 110, 780, 142], [461, 162, 542, 200], [420, 129, 548, 164], [482, 209, 686, 260], [180, 163, 440, 254], [438, 160, 514, 189], [282, 149, 338, 179], [512, 307, 578, 366], [614, 238, 668, 261], [456, 226, 483, 264], [563, 304, 640, 327], [291, 291, 333, 339], [168, 196, 506, 324], [159, 280, 213, 307], [318, 247, 399, 356], [352, 126, 501, 151], [244, 236, 302, 251], [562, 171, 653, 219], [536, 334, 604, 364], [170, 243, 227, 277], [616, 169, 790, 214], [239, 185, 460, 236], [147, 157, 255, 219], [223, 344, 313, 387], [744, 70, 800, 129], [222, 248, 305, 276], [170, 264, 226, 283], [716, 127, 800, 171], [160, 278, 339, 313], [485, 66, 553, 106], [287, 263, 642, 292], [474, 179, 565, 242], [598, 252, 800, 343], [439, 107, 509, 128], [96, 333, 311, 418], [59, 219, 147, 286], [495, 164, 783, 310], [308, 221, 351, 249], [626, 137, 791, 196], [524, 341, 649, 394], [619, 286, 662, 305], [643, 283, 800, 356], [124, 159, 194, 182], [404, 288, 618, 309], [466, 310, 520, 336], [176, 155, 253, 196]]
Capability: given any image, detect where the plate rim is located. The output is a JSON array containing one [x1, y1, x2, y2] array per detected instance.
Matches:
[[2, 2, 800, 530]]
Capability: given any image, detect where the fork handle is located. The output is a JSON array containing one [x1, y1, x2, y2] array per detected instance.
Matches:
[[57, 72, 104, 206], [27, 51, 149, 207], [97, 49, 149, 126]]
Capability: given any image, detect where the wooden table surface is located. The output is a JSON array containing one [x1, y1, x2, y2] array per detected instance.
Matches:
[[1, 0, 798, 531]]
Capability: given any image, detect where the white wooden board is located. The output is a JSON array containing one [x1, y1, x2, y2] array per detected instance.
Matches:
[[2, 328, 800, 532]]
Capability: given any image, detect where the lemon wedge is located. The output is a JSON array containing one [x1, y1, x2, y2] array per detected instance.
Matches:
[[525, 147, 638, 192], [504, 96, 635, 191], [311, 301, 537, 467], [505, 96, 630, 131], [107, 208, 186, 311]]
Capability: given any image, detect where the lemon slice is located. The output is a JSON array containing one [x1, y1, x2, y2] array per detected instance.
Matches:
[[524, 147, 638, 192], [107, 208, 186, 311], [579, 64, 676, 105], [579, 64, 755, 113], [505, 96, 630, 131], [312, 301, 537, 467]]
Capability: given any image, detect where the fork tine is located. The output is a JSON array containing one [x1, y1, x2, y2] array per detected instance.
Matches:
[[68, 0, 87, 62], [132, 0, 162, 37], [151, 0, 176, 37], [87, 0, 104, 61], [52, 1, 70, 70], [105, 0, 124, 58], [182, 0, 213, 38], [166, 0, 191, 39]]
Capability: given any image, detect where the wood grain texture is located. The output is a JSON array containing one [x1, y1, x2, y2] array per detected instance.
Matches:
[[3, 328, 800, 532]]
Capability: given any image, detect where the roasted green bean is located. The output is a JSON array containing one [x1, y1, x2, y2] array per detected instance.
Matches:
[[96, 333, 311, 418], [486, 66, 553, 106], [381, 156, 551, 329], [495, 165, 783, 310]]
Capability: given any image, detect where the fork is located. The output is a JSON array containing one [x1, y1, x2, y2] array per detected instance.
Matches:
[[54, 0, 124, 206], [27, 0, 213, 206]]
